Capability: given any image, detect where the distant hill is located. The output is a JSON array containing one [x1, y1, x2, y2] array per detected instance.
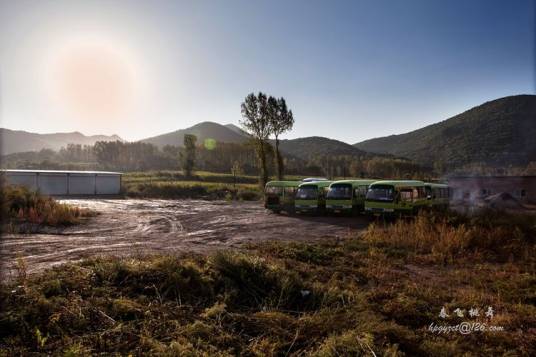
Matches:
[[224, 123, 250, 137], [278, 136, 379, 161], [140, 121, 248, 147], [0, 128, 122, 155], [354, 95, 536, 169]]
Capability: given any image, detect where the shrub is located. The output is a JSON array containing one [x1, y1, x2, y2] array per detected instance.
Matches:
[[0, 185, 93, 229]]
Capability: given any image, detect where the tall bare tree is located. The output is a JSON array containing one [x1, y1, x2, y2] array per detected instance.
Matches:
[[240, 92, 272, 187], [268, 97, 294, 180]]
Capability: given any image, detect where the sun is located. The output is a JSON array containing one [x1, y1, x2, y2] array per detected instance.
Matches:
[[50, 41, 137, 122]]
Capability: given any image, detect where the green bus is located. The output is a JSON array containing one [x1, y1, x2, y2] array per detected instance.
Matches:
[[326, 179, 377, 214], [424, 182, 449, 209], [365, 180, 428, 216], [264, 181, 301, 213], [294, 180, 332, 214]]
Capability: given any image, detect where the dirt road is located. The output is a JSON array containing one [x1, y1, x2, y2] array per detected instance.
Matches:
[[1, 199, 369, 279]]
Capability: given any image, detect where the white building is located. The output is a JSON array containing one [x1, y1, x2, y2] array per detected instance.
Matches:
[[1, 169, 122, 196]]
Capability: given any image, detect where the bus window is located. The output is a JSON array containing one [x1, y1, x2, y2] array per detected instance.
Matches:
[[400, 189, 413, 201], [416, 187, 425, 199], [284, 187, 295, 197], [327, 185, 352, 199], [366, 185, 395, 202], [296, 186, 318, 199]]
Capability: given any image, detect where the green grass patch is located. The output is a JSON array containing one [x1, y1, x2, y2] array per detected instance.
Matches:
[[123, 180, 261, 201], [122, 171, 263, 200]]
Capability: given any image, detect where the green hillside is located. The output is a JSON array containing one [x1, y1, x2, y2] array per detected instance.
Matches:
[[141, 121, 248, 148], [354, 95, 536, 169], [278, 136, 378, 161]]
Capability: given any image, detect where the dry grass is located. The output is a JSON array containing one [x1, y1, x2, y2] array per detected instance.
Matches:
[[1, 210, 535, 355], [1, 185, 94, 231], [364, 210, 535, 264]]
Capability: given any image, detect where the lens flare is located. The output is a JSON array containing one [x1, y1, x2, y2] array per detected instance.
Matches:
[[204, 138, 217, 150]]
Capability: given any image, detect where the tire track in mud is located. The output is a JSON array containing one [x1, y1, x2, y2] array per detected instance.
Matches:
[[1, 199, 368, 279]]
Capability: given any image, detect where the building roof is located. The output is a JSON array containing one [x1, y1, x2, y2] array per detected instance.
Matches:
[[1, 169, 122, 175]]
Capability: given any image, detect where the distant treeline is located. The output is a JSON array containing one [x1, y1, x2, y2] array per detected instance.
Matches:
[[2, 140, 445, 179]]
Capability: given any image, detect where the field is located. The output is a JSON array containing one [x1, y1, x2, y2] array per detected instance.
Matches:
[[121, 171, 264, 200], [1, 210, 535, 355], [121, 170, 334, 200], [1, 182, 535, 355]]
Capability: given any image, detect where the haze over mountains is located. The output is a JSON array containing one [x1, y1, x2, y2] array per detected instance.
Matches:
[[2, 95, 535, 169], [0, 129, 122, 156]]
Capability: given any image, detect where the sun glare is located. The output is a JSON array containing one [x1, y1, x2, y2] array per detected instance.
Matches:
[[48, 40, 138, 123]]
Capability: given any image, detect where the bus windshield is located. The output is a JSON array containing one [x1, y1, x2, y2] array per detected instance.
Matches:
[[366, 185, 394, 202], [296, 186, 318, 200], [327, 184, 352, 199]]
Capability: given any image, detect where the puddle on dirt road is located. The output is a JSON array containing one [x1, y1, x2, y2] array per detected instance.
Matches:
[[1, 199, 369, 279]]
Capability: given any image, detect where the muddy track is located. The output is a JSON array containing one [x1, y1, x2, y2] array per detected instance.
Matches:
[[1, 199, 369, 279]]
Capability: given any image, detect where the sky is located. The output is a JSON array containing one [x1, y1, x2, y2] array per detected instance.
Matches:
[[0, 0, 534, 144]]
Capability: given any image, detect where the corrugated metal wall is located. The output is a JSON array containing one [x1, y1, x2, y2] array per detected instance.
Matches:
[[3, 171, 121, 196]]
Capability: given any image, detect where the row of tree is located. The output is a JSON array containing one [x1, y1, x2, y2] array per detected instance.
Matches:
[[2, 140, 441, 179]]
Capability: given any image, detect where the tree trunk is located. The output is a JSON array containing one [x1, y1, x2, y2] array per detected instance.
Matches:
[[275, 137, 284, 181], [258, 139, 268, 188]]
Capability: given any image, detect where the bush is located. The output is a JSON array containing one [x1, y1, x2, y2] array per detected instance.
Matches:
[[0, 185, 93, 229]]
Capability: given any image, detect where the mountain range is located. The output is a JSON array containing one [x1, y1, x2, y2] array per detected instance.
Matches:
[[354, 95, 536, 169], [140, 122, 247, 148], [2, 94, 535, 169], [139, 122, 371, 161], [0, 129, 122, 156]]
